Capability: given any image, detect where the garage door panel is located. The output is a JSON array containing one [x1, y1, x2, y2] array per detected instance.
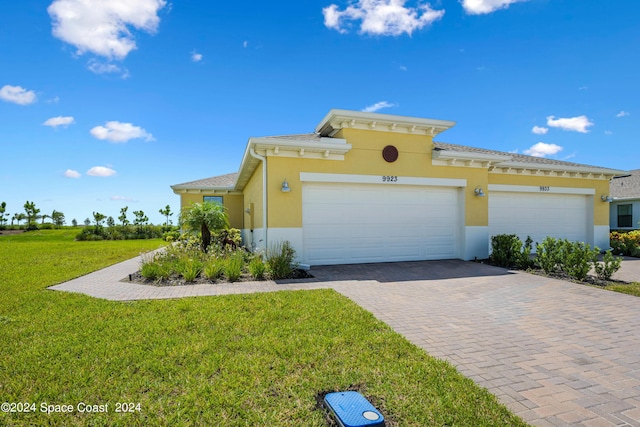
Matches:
[[303, 183, 460, 265], [489, 192, 589, 248]]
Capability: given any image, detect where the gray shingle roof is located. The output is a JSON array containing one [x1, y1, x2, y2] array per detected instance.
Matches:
[[611, 169, 640, 198], [172, 172, 237, 189], [262, 133, 322, 142], [433, 142, 613, 170]]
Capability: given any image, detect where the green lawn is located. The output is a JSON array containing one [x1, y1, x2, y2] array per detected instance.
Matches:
[[0, 229, 527, 426], [605, 282, 640, 297]]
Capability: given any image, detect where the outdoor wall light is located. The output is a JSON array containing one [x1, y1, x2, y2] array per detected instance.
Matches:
[[244, 208, 251, 214], [601, 194, 613, 202], [474, 186, 486, 197], [281, 179, 291, 193]]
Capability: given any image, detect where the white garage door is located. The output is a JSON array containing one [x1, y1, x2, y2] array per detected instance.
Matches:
[[302, 183, 460, 265], [489, 192, 589, 248]]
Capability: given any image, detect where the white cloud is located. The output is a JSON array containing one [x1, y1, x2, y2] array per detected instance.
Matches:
[[362, 101, 396, 113], [87, 59, 129, 77], [191, 51, 202, 62], [546, 115, 593, 133], [616, 111, 630, 117], [243, 41, 248, 48], [524, 142, 563, 158], [46, 96, 61, 104], [604, 130, 613, 135], [87, 166, 117, 177], [399, 65, 407, 71], [461, 0, 527, 15], [323, 0, 445, 36], [48, 0, 167, 60], [43, 116, 75, 128], [531, 126, 548, 135], [0, 85, 37, 105], [90, 121, 154, 143], [64, 169, 81, 178]]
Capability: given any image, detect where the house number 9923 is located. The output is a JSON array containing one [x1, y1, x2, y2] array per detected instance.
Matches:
[[539, 186, 550, 191], [382, 176, 398, 182]]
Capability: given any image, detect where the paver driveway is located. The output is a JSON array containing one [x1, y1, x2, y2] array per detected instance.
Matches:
[[51, 258, 640, 426]]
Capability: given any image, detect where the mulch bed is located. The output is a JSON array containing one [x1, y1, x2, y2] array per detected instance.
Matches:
[[0, 230, 27, 235], [126, 269, 313, 287]]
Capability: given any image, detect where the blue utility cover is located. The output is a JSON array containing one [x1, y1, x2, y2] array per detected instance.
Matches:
[[324, 391, 385, 427]]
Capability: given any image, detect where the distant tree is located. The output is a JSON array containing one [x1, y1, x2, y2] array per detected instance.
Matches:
[[133, 210, 149, 226], [51, 210, 65, 228], [0, 202, 8, 228], [11, 213, 17, 226], [106, 216, 115, 228], [118, 206, 129, 226], [71, 218, 78, 227], [84, 218, 91, 226], [40, 213, 50, 224], [23, 201, 40, 230], [180, 202, 229, 252], [159, 204, 173, 226], [13, 213, 26, 227]]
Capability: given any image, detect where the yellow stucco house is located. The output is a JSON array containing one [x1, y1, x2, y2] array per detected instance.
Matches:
[[171, 109, 624, 266]]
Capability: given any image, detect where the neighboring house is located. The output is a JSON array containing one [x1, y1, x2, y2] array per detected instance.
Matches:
[[610, 169, 640, 230], [171, 109, 625, 266]]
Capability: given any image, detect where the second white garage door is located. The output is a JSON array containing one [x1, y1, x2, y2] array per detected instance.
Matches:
[[489, 192, 590, 248], [302, 183, 460, 265]]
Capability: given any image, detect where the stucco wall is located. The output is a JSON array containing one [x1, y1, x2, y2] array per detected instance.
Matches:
[[264, 128, 611, 230]]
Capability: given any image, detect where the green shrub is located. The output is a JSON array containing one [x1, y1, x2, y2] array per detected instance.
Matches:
[[594, 250, 623, 281], [535, 237, 563, 274], [490, 234, 533, 269], [178, 258, 203, 282], [203, 258, 225, 280], [163, 229, 181, 242], [561, 241, 598, 281], [248, 257, 266, 280], [266, 241, 297, 280], [224, 252, 244, 282], [490, 234, 521, 268], [610, 230, 640, 256], [140, 260, 162, 280]]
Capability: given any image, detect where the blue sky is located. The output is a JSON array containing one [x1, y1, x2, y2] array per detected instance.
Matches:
[[1, 0, 638, 225]]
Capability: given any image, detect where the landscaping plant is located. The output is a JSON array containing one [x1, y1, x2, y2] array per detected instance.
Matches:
[[560, 240, 599, 281], [594, 250, 623, 281], [610, 230, 640, 257], [266, 240, 297, 279], [490, 234, 534, 269], [203, 257, 225, 280], [180, 201, 229, 252], [248, 256, 266, 279], [535, 237, 564, 274], [224, 251, 244, 282]]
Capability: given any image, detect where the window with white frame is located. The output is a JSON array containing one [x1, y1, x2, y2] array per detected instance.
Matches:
[[617, 204, 632, 228]]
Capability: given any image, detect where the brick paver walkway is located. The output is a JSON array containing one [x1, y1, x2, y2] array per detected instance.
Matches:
[[50, 257, 640, 426]]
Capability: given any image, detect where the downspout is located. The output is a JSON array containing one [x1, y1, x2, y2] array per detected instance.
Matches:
[[249, 147, 267, 251]]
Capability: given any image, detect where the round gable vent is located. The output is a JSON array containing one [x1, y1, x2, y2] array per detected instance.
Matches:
[[382, 145, 399, 163]]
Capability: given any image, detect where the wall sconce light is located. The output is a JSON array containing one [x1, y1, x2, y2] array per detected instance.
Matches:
[[601, 194, 613, 202], [244, 208, 251, 214], [474, 186, 486, 197], [281, 179, 291, 193]]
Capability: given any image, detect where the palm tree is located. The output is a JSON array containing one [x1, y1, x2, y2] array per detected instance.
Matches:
[[14, 213, 27, 227], [180, 202, 229, 252]]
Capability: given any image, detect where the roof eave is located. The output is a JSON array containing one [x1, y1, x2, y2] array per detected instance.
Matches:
[[316, 109, 455, 137]]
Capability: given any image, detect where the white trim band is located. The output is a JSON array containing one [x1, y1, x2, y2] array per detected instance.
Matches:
[[300, 172, 466, 187], [488, 184, 596, 195]]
